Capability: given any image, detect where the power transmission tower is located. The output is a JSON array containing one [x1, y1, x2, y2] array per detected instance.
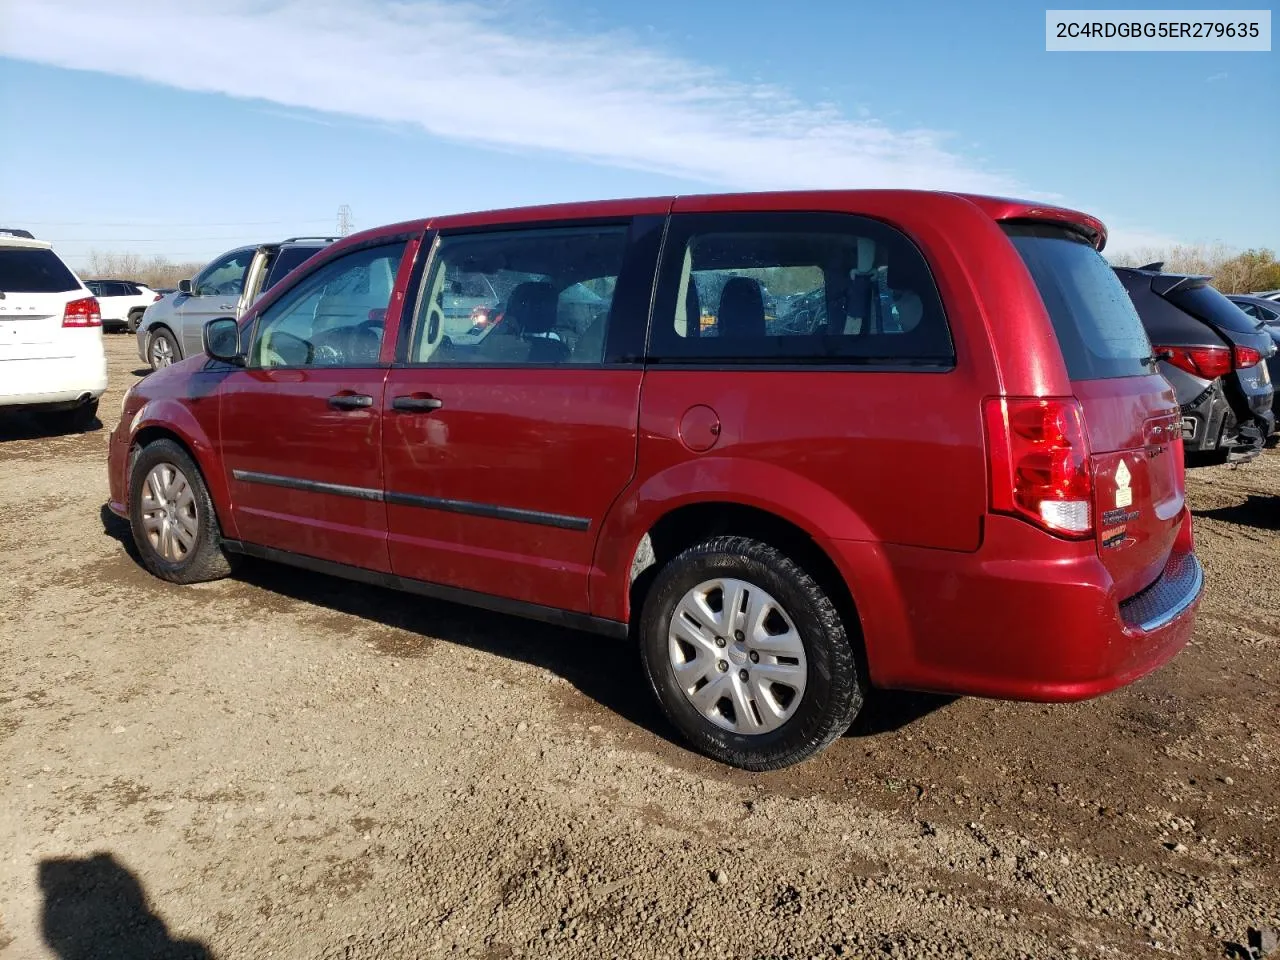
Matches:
[[337, 204, 353, 237]]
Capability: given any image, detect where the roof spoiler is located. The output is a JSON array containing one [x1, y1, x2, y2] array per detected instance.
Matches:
[[1151, 273, 1211, 296], [1137, 261, 1164, 271]]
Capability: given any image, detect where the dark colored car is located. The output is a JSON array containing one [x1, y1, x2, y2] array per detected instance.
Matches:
[[1229, 295, 1280, 423], [107, 191, 1202, 770], [1115, 266, 1275, 462]]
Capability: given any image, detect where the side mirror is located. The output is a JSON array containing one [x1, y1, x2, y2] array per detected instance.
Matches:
[[203, 317, 244, 364], [178, 278, 193, 295]]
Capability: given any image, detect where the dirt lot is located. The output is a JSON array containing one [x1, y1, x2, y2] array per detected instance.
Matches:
[[1, 335, 1277, 960]]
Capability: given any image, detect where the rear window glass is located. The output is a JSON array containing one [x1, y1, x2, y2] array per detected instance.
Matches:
[[1005, 225, 1152, 380], [264, 245, 325, 291], [1167, 284, 1265, 335], [0, 248, 81, 293]]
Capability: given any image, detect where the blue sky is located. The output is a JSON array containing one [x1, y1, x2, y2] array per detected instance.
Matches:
[[1, 0, 1275, 269]]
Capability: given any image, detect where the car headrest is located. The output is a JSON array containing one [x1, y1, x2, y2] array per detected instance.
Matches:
[[505, 281, 557, 335], [718, 277, 765, 339]]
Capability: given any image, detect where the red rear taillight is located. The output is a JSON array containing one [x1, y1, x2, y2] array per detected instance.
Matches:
[[1155, 345, 1233, 379], [984, 397, 1093, 538], [1232, 344, 1263, 368], [62, 297, 102, 328], [153, 293, 162, 302]]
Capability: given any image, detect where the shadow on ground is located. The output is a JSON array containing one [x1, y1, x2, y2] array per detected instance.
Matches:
[[0, 413, 102, 443], [100, 504, 952, 749], [39, 853, 212, 960], [1195, 495, 1280, 531]]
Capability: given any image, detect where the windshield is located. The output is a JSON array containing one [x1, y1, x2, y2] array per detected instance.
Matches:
[[1005, 225, 1152, 379]]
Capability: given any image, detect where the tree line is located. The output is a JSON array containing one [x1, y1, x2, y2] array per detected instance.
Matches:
[[81, 251, 207, 290], [1109, 245, 1280, 294]]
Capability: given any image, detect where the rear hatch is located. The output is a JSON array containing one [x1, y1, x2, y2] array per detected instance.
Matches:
[[0, 241, 86, 361], [1005, 225, 1184, 601]]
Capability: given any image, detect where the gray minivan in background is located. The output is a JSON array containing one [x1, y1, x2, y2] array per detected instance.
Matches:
[[136, 236, 334, 369]]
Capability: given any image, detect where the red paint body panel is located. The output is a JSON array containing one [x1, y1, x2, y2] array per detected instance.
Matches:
[[106, 358, 235, 531], [106, 189, 1200, 710], [218, 367, 391, 572], [381, 367, 643, 612], [837, 512, 1195, 697]]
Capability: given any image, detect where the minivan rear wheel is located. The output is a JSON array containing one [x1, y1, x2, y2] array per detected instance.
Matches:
[[639, 536, 863, 770], [128, 439, 232, 584]]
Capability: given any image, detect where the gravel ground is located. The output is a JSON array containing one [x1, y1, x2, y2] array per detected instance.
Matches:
[[1, 336, 1277, 959]]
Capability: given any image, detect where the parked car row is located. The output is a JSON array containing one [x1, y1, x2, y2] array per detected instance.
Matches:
[[1116, 264, 1276, 461], [108, 190, 1208, 770], [136, 236, 335, 370]]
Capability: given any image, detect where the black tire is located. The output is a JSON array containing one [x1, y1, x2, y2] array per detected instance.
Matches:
[[128, 439, 233, 584], [37, 398, 99, 434], [639, 536, 863, 770], [147, 328, 180, 370], [127, 309, 144, 334]]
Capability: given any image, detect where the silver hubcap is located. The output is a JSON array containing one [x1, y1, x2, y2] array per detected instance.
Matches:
[[151, 336, 173, 367], [668, 577, 807, 735], [140, 463, 198, 562]]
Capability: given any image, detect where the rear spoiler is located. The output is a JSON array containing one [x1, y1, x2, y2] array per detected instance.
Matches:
[[1150, 274, 1211, 296]]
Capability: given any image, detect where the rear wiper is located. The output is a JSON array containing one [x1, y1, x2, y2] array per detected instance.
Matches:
[[1141, 350, 1172, 367]]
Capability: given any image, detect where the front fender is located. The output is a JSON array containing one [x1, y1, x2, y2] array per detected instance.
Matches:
[[126, 392, 236, 539], [589, 456, 877, 624]]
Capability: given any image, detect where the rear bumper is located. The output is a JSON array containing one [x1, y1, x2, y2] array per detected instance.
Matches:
[[0, 354, 108, 409], [835, 511, 1201, 702]]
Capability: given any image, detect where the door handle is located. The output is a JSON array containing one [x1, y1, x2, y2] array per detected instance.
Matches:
[[392, 395, 444, 412], [328, 393, 374, 410]]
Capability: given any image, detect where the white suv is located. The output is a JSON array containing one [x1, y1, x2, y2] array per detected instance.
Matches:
[[85, 279, 161, 333], [0, 230, 108, 432]]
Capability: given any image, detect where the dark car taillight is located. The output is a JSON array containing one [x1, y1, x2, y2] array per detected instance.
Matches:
[[984, 397, 1093, 538], [1155, 345, 1233, 379], [62, 297, 102, 328], [1232, 344, 1263, 368]]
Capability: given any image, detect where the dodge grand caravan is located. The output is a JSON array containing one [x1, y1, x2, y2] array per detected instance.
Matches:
[[107, 192, 1203, 770]]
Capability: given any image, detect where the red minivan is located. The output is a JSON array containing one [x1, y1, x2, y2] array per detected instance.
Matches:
[[107, 191, 1202, 769]]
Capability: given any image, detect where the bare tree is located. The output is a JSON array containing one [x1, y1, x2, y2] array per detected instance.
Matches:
[[83, 251, 206, 290], [1108, 244, 1280, 294]]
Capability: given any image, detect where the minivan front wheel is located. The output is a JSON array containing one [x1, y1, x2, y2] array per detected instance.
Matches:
[[147, 329, 178, 369], [639, 536, 863, 770], [128, 439, 232, 584]]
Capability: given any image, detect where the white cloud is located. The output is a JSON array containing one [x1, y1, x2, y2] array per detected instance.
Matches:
[[1, 0, 1024, 194], [1206, 71, 1229, 82]]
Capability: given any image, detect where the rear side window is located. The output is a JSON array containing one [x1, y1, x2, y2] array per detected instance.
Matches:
[[0, 248, 80, 293], [1167, 284, 1264, 334], [650, 212, 953, 365], [1005, 225, 1152, 380], [407, 225, 630, 366], [265, 245, 324, 292]]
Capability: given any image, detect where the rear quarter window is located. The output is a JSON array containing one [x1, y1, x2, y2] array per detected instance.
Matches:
[[265, 245, 326, 291], [0, 248, 81, 293], [1168, 284, 1266, 335], [1005, 225, 1152, 380]]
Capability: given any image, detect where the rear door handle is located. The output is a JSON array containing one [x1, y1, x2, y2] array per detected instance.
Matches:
[[328, 393, 373, 410], [392, 395, 444, 412]]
